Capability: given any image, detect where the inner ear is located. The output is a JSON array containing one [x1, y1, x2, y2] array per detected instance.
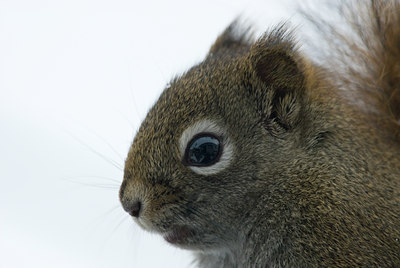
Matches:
[[256, 49, 304, 131], [254, 49, 303, 90]]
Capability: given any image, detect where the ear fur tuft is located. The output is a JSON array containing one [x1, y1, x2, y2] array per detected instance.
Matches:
[[208, 19, 254, 54], [249, 24, 303, 90]]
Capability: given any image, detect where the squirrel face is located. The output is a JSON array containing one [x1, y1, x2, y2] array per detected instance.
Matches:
[[119, 25, 312, 250], [120, 3, 400, 266]]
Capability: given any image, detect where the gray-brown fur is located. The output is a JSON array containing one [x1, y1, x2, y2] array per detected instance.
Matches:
[[120, 1, 400, 267]]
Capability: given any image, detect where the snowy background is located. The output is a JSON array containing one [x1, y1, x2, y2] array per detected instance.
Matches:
[[0, 0, 311, 267]]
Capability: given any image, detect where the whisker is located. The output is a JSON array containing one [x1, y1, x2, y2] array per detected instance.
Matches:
[[67, 175, 122, 184], [65, 130, 123, 171], [111, 214, 130, 234], [128, 62, 145, 122], [61, 178, 120, 189], [87, 129, 125, 162], [87, 205, 131, 252], [94, 204, 123, 222], [117, 109, 137, 132]]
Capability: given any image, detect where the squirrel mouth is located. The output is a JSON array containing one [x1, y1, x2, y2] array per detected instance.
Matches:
[[163, 226, 195, 244]]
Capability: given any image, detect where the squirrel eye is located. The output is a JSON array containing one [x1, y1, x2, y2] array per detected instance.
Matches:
[[183, 134, 222, 166]]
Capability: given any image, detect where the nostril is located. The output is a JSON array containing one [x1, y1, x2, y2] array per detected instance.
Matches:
[[128, 201, 142, 218]]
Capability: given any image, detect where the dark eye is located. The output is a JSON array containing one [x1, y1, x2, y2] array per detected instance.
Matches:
[[183, 133, 222, 167]]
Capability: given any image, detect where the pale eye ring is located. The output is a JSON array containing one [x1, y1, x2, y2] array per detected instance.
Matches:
[[179, 119, 233, 175], [182, 133, 222, 167]]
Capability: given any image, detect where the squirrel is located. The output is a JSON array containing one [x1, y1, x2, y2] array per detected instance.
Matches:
[[119, 0, 400, 267]]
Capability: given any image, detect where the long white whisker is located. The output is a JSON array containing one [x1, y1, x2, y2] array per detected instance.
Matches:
[[65, 130, 123, 171], [111, 215, 130, 235], [60, 177, 120, 189], [94, 204, 123, 222], [87, 129, 125, 162], [62, 175, 121, 184]]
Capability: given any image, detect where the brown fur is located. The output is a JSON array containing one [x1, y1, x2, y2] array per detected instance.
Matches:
[[120, 1, 400, 267], [305, 0, 400, 138]]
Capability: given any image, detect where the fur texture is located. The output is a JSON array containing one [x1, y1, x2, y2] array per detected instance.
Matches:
[[120, 1, 400, 267]]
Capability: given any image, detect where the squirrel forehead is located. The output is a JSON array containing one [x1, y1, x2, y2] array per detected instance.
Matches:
[[124, 60, 250, 176], [146, 57, 249, 123]]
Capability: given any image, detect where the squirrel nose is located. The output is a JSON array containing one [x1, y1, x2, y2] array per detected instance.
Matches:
[[122, 200, 142, 218], [119, 180, 143, 218], [127, 201, 142, 218]]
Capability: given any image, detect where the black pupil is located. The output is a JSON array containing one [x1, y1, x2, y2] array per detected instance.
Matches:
[[186, 135, 220, 166]]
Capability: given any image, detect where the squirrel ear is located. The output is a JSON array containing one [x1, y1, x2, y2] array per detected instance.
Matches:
[[208, 20, 252, 55], [248, 25, 305, 134]]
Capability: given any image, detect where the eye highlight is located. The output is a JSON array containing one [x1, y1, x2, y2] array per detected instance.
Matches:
[[183, 133, 222, 167]]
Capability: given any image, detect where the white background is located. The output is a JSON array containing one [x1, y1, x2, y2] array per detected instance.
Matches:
[[0, 0, 312, 267]]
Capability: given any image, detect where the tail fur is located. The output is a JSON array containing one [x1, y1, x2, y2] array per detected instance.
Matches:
[[305, 0, 400, 136]]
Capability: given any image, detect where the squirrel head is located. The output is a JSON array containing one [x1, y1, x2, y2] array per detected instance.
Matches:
[[119, 23, 328, 250]]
